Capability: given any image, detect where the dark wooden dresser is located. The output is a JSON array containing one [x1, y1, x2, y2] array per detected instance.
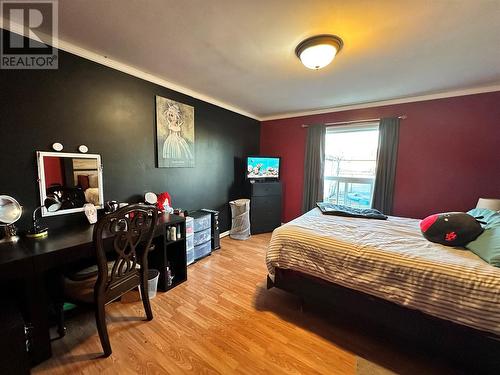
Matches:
[[250, 181, 282, 234]]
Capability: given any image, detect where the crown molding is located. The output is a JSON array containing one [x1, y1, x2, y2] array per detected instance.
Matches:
[[2, 19, 499, 123], [260, 84, 500, 121], [0, 20, 259, 120]]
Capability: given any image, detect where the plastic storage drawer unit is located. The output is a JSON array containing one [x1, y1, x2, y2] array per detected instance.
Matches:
[[193, 213, 211, 232], [186, 216, 194, 235], [194, 241, 211, 260], [186, 232, 194, 249], [193, 228, 211, 246], [186, 247, 195, 265]]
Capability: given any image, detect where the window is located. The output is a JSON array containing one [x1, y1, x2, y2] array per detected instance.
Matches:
[[324, 123, 379, 208]]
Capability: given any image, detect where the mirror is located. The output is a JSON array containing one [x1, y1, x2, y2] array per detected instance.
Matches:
[[0, 195, 22, 225], [0, 195, 22, 243], [37, 151, 104, 217]]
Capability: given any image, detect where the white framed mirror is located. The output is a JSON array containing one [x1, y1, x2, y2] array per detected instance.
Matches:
[[36, 151, 104, 217]]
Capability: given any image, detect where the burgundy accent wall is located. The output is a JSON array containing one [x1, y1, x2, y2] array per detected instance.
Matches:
[[261, 91, 500, 222], [43, 156, 64, 188]]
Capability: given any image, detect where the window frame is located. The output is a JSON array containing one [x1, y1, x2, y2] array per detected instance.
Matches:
[[323, 122, 380, 208]]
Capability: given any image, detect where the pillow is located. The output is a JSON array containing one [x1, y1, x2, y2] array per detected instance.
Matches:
[[466, 209, 500, 267], [88, 174, 98, 188], [467, 208, 500, 228], [77, 175, 90, 190], [420, 212, 483, 247]]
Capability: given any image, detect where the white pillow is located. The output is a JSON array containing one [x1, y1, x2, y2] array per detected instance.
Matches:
[[88, 174, 99, 188]]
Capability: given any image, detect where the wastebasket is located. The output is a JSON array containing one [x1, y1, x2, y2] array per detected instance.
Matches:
[[146, 269, 160, 299], [229, 199, 251, 240]]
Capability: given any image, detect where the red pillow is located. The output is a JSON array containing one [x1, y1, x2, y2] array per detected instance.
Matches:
[[77, 175, 90, 190]]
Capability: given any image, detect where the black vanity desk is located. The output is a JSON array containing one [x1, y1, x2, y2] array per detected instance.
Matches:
[[0, 213, 186, 366]]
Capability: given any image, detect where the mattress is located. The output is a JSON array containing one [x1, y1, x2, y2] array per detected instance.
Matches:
[[266, 208, 500, 336]]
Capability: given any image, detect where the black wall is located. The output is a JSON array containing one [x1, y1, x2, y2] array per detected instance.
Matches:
[[0, 30, 260, 232]]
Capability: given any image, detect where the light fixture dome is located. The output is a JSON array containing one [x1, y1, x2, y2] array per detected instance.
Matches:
[[295, 34, 343, 70]]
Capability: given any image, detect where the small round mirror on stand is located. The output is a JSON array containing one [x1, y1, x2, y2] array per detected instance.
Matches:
[[0, 195, 22, 243]]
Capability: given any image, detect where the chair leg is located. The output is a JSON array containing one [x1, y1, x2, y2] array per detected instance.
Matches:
[[140, 277, 153, 321], [95, 302, 112, 357]]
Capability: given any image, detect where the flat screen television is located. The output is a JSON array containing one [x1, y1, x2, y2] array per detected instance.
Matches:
[[246, 156, 280, 180]]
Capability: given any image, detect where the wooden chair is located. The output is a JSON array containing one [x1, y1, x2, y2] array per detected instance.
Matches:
[[62, 203, 158, 357]]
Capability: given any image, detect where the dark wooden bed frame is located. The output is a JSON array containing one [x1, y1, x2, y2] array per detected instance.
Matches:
[[268, 267, 500, 373]]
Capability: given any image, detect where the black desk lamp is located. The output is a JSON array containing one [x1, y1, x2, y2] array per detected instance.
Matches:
[[26, 195, 62, 238]]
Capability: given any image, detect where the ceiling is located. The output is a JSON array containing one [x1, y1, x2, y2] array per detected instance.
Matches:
[[50, 1, 500, 118]]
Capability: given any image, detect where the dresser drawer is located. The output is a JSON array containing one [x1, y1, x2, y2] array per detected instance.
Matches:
[[251, 182, 282, 197], [251, 196, 281, 216], [251, 216, 281, 234]]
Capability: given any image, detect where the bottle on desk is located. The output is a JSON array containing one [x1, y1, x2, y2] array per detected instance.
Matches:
[[168, 226, 176, 241]]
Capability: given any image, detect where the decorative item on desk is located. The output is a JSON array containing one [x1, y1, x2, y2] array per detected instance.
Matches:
[[104, 200, 119, 213], [173, 208, 187, 217], [157, 192, 173, 213], [26, 195, 63, 238], [176, 225, 181, 239], [0, 195, 22, 243], [144, 192, 158, 205], [84, 203, 98, 224]]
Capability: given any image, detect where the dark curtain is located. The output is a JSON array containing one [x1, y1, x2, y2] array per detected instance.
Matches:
[[372, 117, 400, 214], [302, 124, 326, 213]]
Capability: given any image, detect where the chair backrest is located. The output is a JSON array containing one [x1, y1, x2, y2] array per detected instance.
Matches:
[[93, 203, 158, 301]]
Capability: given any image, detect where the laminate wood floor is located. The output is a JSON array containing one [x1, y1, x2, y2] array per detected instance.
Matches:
[[34, 233, 459, 375]]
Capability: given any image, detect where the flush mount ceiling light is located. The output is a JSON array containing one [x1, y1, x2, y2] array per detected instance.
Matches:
[[295, 34, 344, 70]]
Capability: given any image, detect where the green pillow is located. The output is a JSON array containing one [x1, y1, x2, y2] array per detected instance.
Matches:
[[467, 208, 500, 228], [466, 209, 500, 267]]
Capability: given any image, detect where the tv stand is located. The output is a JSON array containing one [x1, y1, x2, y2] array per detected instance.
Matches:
[[250, 181, 282, 234]]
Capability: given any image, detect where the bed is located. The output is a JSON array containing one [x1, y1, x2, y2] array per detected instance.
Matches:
[[266, 208, 500, 337]]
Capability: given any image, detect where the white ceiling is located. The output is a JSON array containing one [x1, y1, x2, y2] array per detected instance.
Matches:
[[52, 0, 500, 118]]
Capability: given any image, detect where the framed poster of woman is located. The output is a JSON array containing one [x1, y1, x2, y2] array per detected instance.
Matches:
[[155, 95, 195, 168]]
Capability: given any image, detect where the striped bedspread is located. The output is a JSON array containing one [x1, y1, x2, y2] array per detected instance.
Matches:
[[266, 208, 500, 336]]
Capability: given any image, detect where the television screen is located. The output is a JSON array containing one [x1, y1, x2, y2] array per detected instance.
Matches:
[[246, 156, 280, 179]]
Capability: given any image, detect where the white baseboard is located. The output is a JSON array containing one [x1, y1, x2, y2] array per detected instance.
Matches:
[[220, 230, 230, 238]]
